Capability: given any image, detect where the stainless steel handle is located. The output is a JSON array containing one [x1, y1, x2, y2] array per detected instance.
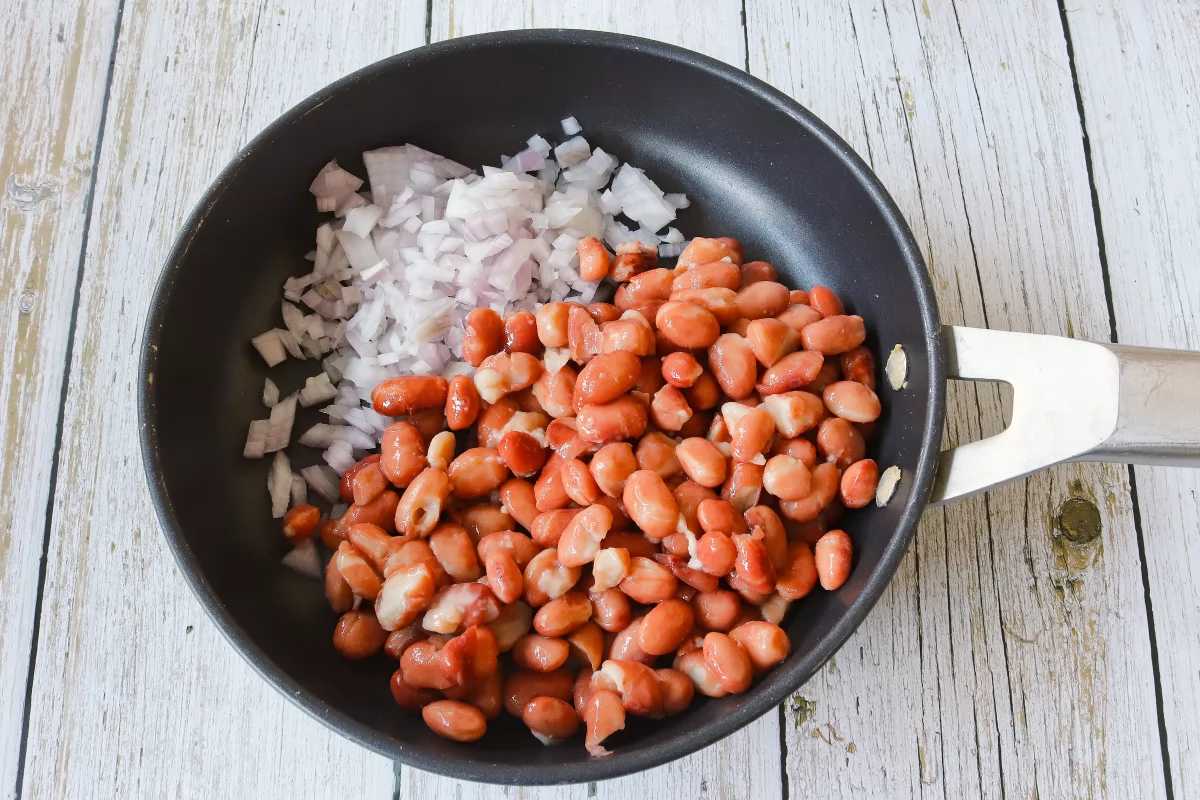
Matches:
[[928, 326, 1200, 506]]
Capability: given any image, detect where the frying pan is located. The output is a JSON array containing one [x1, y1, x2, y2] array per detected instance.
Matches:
[[139, 30, 1200, 785]]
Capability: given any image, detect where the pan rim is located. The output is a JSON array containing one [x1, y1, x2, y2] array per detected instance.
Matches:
[[139, 28, 945, 785]]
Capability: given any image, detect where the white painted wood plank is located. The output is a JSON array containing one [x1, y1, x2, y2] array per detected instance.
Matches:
[[748, 0, 1166, 797], [1066, 2, 1200, 795], [18, 2, 425, 798], [0, 4, 121, 798], [401, 3, 781, 798]]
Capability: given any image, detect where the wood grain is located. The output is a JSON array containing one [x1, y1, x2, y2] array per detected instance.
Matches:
[[400, 3, 782, 798], [0, 3, 121, 797], [17, 2, 424, 798], [1066, 1, 1200, 796], [747, 0, 1166, 796]]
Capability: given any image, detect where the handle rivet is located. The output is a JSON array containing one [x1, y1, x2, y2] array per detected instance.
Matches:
[[1056, 497, 1102, 545]]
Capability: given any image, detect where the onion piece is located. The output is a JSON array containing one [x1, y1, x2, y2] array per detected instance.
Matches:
[[290, 473, 308, 506], [281, 539, 323, 580], [263, 378, 279, 408], [300, 465, 341, 503], [267, 451, 292, 518], [252, 330, 287, 367]]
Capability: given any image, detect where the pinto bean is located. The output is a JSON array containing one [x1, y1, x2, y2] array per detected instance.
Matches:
[[589, 442, 637, 498], [732, 532, 776, 595], [721, 461, 764, 513], [840, 458, 879, 508], [702, 632, 753, 694], [372, 376, 449, 416], [523, 548, 582, 607], [333, 611, 389, 660], [775, 541, 818, 601], [746, 317, 802, 367], [661, 352, 703, 388], [739, 260, 777, 286], [735, 281, 790, 319], [694, 531, 737, 576], [637, 598, 695, 656], [576, 396, 648, 444], [761, 390, 826, 438], [669, 287, 740, 326], [340, 455, 383, 503], [777, 303, 823, 334], [380, 421, 427, 488], [683, 370, 722, 411], [283, 503, 320, 544], [423, 700, 487, 742], [590, 587, 633, 633], [729, 621, 791, 671], [692, 590, 743, 632], [523, 696, 580, 744], [727, 405, 775, 463], [474, 352, 544, 404], [822, 381, 881, 423], [677, 237, 743, 269], [777, 462, 841, 523], [650, 385, 693, 431], [800, 314, 866, 355], [462, 308, 505, 367], [707, 333, 758, 400], [556, 504, 613, 568], [504, 310, 542, 355], [655, 301, 721, 349], [675, 437, 728, 488], [504, 668, 576, 718], [569, 304, 604, 364], [839, 345, 877, 390], [583, 688, 626, 757], [762, 455, 812, 501], [574, 350, 642, 408], [808, 285, 845, 318], [635, 432, 682, 480], [622, 470, 680, 540], [447, 448, 510, 499], [756, 350, 824, 395], [600, 310, 656, 356], [536, 301, 571, 347], [814, 529, 853, 590], [620, 557, 678, 604], [623, 267, 675, 305], [745, 505, 788, 571]]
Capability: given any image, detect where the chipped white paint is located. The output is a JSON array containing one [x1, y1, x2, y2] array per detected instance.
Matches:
[[0, 3, 122, 797], [1068, 1, 1200, 796], [17, 2, 423, 798], [749, 0, 1165, 797]]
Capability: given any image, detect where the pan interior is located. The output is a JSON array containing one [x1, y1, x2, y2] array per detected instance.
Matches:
[[143, 32, 941, 784]]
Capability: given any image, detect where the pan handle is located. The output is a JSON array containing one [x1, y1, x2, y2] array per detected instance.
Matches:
[[927, 326, 1200, 506]]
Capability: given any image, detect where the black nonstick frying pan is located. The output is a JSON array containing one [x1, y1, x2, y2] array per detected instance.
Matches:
[[139, 29, 1200, 785]]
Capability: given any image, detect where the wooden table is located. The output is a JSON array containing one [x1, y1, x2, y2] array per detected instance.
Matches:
[[2, 1, 1196, 797]]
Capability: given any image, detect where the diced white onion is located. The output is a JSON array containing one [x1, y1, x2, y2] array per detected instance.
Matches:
[[267, 451, 292, 518], [281, 539, 323, 580]]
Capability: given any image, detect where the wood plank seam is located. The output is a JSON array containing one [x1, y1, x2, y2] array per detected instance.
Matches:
[[9, 3, 128, 799], [1055, 2, 1175, 795]]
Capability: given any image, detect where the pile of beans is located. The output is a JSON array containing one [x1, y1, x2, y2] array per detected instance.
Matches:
[[281, 236, 882, 755]]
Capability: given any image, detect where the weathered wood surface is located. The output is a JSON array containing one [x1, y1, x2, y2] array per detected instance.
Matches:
[[1067, 2, 1200, 797], [5, 0, 1198, 797], [0, 3, 122, 798], [17, 2, 423, 798], [400, 2, 783, 798], [747, 0, 1166, 797]]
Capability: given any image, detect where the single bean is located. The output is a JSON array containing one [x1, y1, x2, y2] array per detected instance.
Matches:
[[775, 542, 818, 601], [447, 448, 510, 499], [814, 529, 853, 590], [745, 505, 789, 571], [589, 442, 638, 498], [577, 237, 611, 281], [474, 352, 544, 404], [692, 590, 743, 632], [650, 385, 693, 431], [504, 309, 542, 355], [560, 457, 605, 506], [335, 541, 383, 600], [423, 700, 487, 742], [732, 532, 776, 595], [761, 390, 826, 437], [771, 436, 818, 468], [476, 397, 518, 449], [669, 287, 740, 326], [746, 317, 802, 367], [816, 417, 866, 469], [674, 650, 728, 698], [533, 590, 593, 638], [333, 610, 388, 660], [637, 598, 695, 656], [576, 396, 648, 443], [762, 455, 812, 501], [531, 362, 577, 419], [808, 285, 845, 318], [823, 380, 881, 423], [674, 479, 719, 533], [654, 553, 720, 593], [729, 621, 791, 671], [324, 558, 353, 614], [694, 531, 737, 576], [840, 458, 879, 508], [656, 668, 695, 715], [777, 303, 823, 333], [375, 562, 438, 631], [594, 659, 663, 717], [498, 478, 539, 531], [379, 421, 427, 488], [574, 350, 643, 409], [599, 311, 656, 356], [340, 454, 383, 502], [635, 432, 682, 480], [609, 250, 652, 283], [591, 547, 632, 593], [429, 523, 481, 583], [513, 635, 571, 673], [384, 539, 447, 584], [661, 351, 704, 388], [697, 498, 749, 536], [568, 304, 603, 364], [590, 587, 633, 633], [789, 289, 810, 305], [445, 375, 481, 431], [777, 462, 841, 523], [487, 600, 533, 653], [523, 696, 580, 744], [347, 522, 393, 573], [756, 350, 825, 395], [619, 556, 678, 604], [728, 406, 775, 462], [583, 688, 627, 757], [535, 301, 571, 348], [683, 370, 722, 411], [708, 333, 758, 400], [556, 503, 613, 568], [459, 503, 515, 543], [462, 308, 505, 366], [800, 314, 866, 355], [395, 467, 451, 538], [656, 301, 721, 349], [721, 461, 765, 513], [735, 281, 790, 319], [389, 669, 440, 710], [622, 470, 680, 540], [839, 345, 877, 390], [804, 361, 842, 395], [702, 632, 753, 694], [568, 621, 605, 671], [623, 267, 675, 305], [676, 237, 743, 269], [484, 551, 524, 605], [372, 376, 449, 416], [283, 503, 320, 544], [523, 548, 582, 607]]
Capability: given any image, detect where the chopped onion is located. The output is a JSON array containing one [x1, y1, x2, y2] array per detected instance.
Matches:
[[290, 473, 308, 506], [281, 539, 323, 580], [263, 378, 279, 408], [243, 419, 269, 459], [264, 394, 297, 452], [298, 373, 338, 408], [252, 330, 287, 367], [561, 116, 582, 136], [301, 465, 341, 503], [267, 451, 292, 518]]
